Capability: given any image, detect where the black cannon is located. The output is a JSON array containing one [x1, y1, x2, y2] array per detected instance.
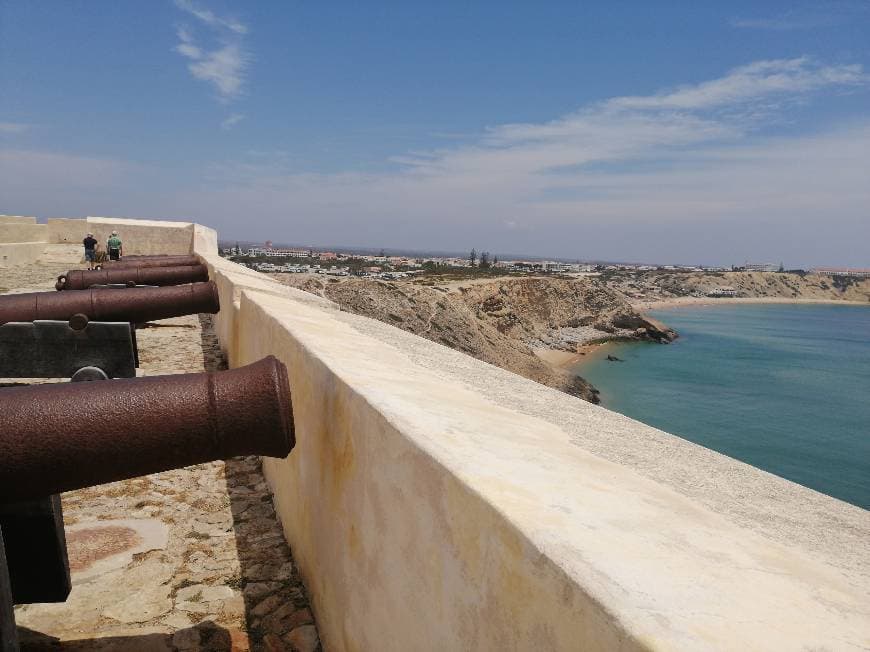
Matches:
[[55, 264, 209, 291]]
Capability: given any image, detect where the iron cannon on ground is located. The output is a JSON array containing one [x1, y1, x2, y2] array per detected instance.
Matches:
[[0, 356, 295, 502], [55, 263, 208, 290], [0, 356, 295, 648], [101, 254, 201, 269], [0, 281, 219, 326]]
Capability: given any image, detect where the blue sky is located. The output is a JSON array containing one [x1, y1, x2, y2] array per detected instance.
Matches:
[[1, 1, 869, 266]]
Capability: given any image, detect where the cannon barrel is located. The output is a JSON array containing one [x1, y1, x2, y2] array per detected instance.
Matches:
[[0, 356, 294, 502], [56, 264, 209, 290], [103, 255, 201, 269], [0, 281, 219, 326], [121, 255, 190, 259]]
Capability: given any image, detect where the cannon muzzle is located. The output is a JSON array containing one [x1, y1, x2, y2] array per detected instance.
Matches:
[[0, 281, 220, 326], [56, 264, 209, 290], [102, 255, 201, 269], [0, 356, 294, 502]]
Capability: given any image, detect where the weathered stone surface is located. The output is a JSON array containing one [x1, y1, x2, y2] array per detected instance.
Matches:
[[66, 519, 170, 581], [284, 625, 319, 652], [175, 584, 235, 603], [262, 633, 287, 652], [250, 594, 282, 618], [103, 584, 172, 623]]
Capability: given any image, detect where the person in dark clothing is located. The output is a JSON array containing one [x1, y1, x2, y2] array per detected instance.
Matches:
[[83, 232, 98, 269]]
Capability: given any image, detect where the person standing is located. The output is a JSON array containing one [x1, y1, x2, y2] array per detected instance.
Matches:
[[106, 231, 123, 261], [82, 232, 98, 269]]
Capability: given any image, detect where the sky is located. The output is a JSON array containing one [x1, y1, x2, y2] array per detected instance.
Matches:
[[1, 1, 869, 267]]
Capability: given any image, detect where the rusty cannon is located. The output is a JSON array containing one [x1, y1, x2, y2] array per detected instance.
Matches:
[[0, 281, 219, 326], [0, 356, 295, 648], [0, 356, 295, 503], [55, 264, 208, 291], [102, 254, 201, 268]]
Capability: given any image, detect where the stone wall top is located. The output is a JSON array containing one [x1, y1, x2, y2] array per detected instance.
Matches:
[[0, 215, 37, 224]]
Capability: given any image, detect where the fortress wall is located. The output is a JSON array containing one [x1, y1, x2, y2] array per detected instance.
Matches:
[[194, 233, 870, 651], [85, 217, 194, 255], [42, 216, 195, 255], [0, 242, 49, 268], [0, 215, 38, 224], [0, 222, 47, 243]]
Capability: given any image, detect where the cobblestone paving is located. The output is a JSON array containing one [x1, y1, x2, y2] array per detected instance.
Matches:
[[4, 260, 321, 651]]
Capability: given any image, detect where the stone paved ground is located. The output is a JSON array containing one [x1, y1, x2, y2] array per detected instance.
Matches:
[[3, 256, 321, 651]]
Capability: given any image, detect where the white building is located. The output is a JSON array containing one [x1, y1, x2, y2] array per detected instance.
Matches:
[[248, 247, 312, 258], [812, 267, 870, 279], [744, 263, 779, 272]]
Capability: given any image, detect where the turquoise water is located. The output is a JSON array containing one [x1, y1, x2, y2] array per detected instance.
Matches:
[[574, 304, 870, 509]]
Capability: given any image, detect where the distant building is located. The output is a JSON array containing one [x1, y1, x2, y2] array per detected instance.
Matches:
[[319, 252, 338, 261], [812, 267, 870, 279], [743, 263, 779, 273], [248, 247, 311, 257]]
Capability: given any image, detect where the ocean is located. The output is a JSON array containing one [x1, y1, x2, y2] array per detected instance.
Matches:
[[573, 303, 870, 510]]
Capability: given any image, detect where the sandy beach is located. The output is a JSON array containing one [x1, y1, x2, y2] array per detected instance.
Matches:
[[534, 341, 619, 369]]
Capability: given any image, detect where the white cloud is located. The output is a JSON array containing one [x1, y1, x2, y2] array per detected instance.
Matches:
[[730, 3, 867, 31], [605, 58, 865, 111], [173, 3, 250, 102], [221, 113, 245, 130], [174, 0, 247, 34], [0, 122, 29, 134], [3, 58, 868, 266]]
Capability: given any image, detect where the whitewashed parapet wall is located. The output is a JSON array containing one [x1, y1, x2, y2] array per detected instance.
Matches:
[[193, 228, 870, 651]]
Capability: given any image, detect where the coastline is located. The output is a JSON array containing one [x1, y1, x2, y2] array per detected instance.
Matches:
[[632, 296, 870, 312], [534, 340, 623, 370]]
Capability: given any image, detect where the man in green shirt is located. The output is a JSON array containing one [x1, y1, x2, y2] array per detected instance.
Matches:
[[107, 231, 123, 260]]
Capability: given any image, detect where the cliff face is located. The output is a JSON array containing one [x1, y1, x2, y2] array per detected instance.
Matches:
[[612, 271, 870, 303], [274, 276, 673, 403]]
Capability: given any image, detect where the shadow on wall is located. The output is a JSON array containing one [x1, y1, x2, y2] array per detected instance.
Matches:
[[198, 315, 321, 652]]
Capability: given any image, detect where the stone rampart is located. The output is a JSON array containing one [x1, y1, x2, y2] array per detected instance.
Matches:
[[0, 222, 47, 243], [0, 242, 49, 268], [0, 215, 38, 224], [192, 228, 870, 651]]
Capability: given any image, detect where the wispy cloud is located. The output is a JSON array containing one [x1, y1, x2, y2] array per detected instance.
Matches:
[[0, 122, 29, 135], [3, 58, 869, 266], [221, 113, 245, 130], [174, 0, 247, 34], [731, 3, 868, 30], [173, 1, 250, 102]]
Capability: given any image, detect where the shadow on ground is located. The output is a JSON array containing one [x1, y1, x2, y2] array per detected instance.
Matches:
[[199, 314, 321, 652], [18, 621, 240, 651]]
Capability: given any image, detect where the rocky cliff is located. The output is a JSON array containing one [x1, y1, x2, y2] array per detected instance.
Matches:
[[274, 276, 674, 403]]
